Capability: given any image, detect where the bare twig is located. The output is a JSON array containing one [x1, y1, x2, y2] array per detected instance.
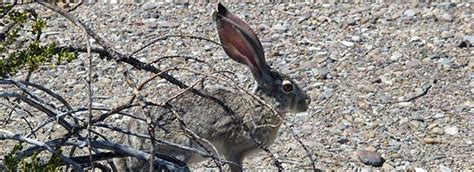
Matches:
[[26, 107, 137, 138], [130, 35, 222, 57], [83, 18, 95, 171], [90, 103, 143, 125], [93, 123, 231, 165], [0, 92, 74, 132], [66, 0, 83, 12], [0, 79, 78, 126], [121, 69, 158, 171], [0, 79, 71, 111], [282, 122, 318, 171], [402, 80, 435, 102], [0, 102, 17, 126], [126, 67, 177, 104], [146, 55, 206, 65], [165, 104, 225, 171]]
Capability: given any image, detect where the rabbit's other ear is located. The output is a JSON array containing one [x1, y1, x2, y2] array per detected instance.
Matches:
[[214, 3, 274, 86]]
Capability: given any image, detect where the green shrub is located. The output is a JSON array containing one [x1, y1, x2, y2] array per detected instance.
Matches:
[[4, 143, 64, 172], [0, 4, 76, 78]]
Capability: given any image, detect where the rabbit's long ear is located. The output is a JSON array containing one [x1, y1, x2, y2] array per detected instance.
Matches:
[[214, 3, 274, 86]]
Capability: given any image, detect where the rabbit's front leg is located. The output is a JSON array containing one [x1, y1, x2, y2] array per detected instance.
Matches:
[[221, 149, 244, 172]]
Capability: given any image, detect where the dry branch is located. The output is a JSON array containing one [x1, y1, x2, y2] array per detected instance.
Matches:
[[0, 92, 75, 132]]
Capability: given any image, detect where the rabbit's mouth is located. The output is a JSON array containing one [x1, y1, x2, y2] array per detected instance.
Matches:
[[291, 96, 310, 113]]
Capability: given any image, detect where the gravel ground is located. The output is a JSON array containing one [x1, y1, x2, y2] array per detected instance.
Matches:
[[1, 2, 473, 171]]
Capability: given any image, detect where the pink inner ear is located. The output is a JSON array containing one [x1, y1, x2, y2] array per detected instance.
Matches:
[[217, 17, 260, 69], [217, 4, 264, 57], [214, 4, 271, 77]]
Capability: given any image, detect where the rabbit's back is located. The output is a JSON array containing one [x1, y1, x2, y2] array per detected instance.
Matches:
[[174, 89, 280, 147]]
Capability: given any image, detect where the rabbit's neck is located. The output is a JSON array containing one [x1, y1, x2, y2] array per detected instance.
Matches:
[[254, 88, 289, 116]]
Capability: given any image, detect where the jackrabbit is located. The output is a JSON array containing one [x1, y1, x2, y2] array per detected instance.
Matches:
[[115, 3, 310, 171]]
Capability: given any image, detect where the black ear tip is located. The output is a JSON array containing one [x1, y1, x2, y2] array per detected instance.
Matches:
[[217, 3, 227, 15]]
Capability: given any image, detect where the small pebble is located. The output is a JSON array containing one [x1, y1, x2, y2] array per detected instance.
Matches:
[[403, 9, 417, 17], [272, 24, 289, 33], [438, 58, 452, 66], [341, 40, 355, 47], [351, 35, 361, 42], [434, 113, 445, 119], [406, 59, 421, 68], [357, 150, 385, 167], [410, 36, 421, 42], [415, 168, 427, 172], [422, 137, 442, 144], [142, 2, 161, 10], [444, 126, 459, 135], [440, 13, 453, 22], [439, 164, 452, 172], [390, 51, 403, 61], [430, 127, 444, 135]]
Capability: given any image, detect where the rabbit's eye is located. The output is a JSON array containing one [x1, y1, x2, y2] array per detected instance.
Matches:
[[282, 80, 294, 92]]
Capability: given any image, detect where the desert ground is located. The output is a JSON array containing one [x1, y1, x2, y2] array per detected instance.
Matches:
[[0, 2, 472, 171]]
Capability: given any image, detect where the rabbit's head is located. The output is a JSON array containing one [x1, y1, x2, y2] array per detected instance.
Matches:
[[214, 4, 310, 114]]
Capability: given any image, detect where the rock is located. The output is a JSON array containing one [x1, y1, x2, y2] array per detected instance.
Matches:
[[434, 113, 445, 119], [316, 51, 328, 57], [441, 31, 453, 39], [146, 23, 158, 30], [341, 41, 355, 47], [438, 58, 452, 66], [437, 2, 457, 9], [463, 35, 474, 43], [322, 3, 332, 8], [464, 100, 474, 108], [293, 112, 310, 125], [314, 57, 328, 63], [444, 126, 458, 135], [403, 9, 417, 17], [382, 163, 394, 169], [336, 138, 350, 144], [439, 164, 452, 172], [422, 137, 442, 144], [360, 84, 377, 92], [410, 36, 421, 42], [272, 24, 289, 33], [379, 75, 393, 85], [415, 168, 427, 172], [360, 167, 371, 172], [458, 41, 471, 48], [365, 131, 376, 138], [430, 127, 444, 135], [390, 51, 403, 61], [351, 35, 361, 42], [440, 13, 453, 22], [307, 46, 318, 52], [322, 87, 334, 99], [406, 59, 421, 68], [150, 13, 160, 19], [357, 150, 385, 167], [408, 120, 421, 130], [142, 2, 161, 10]]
